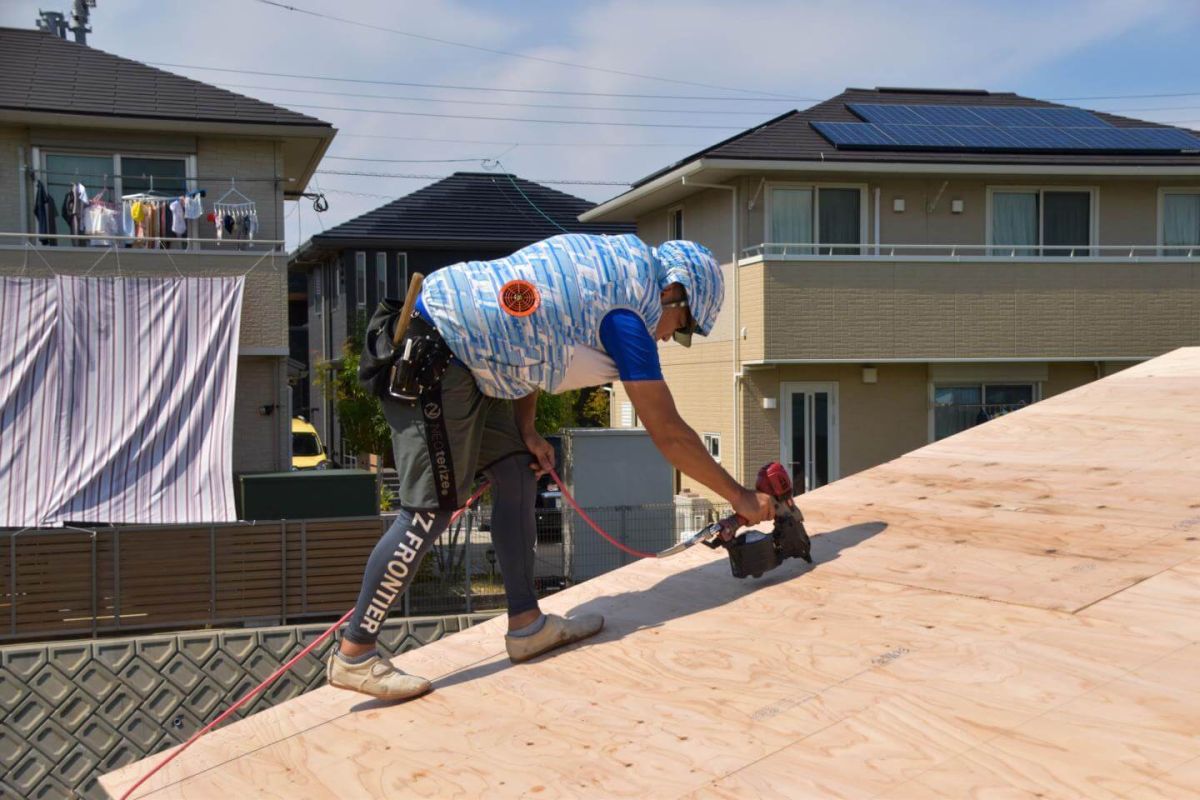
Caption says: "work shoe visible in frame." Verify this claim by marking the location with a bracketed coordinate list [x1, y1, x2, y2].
[326, 650, 432, 701]
[506, 613, 605, 663]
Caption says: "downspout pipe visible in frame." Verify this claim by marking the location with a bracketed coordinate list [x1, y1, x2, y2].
[680, 176, 742, 484]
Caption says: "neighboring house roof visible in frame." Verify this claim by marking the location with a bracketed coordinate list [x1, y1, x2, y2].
[305, 172, 635, 251]
[637, 88, 1200, 186]
[0, 27, 328, 127]
[583, 87, 1200, 222]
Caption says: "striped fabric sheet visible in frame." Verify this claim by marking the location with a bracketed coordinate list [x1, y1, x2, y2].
[0, 276, 244, 527]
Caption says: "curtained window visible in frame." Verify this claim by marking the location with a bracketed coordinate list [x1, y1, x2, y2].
[991, 189, 1091, 256]
[1163, 193, 1200, 255]
[769, 186, 862, 255]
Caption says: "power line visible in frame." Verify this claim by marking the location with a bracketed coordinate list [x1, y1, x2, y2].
[333, 132, 705, 148]
[322, 156, 495, 164]
[278, 102, 748, 129]
[251, 0, 792, 98]
[214, 82, 786, 116]
[314, 169, 631, 187]
[1049, 91, 1200, 102]
[148, 61, 810, 102]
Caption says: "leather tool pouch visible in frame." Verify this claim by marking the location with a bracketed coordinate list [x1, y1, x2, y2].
[359, 303, 453, 406]
[386, 316, 453, 405]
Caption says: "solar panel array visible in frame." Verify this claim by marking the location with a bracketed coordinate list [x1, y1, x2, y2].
[809, 104, 1200, 153]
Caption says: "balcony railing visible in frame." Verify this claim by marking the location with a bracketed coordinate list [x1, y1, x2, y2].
[742, 242, 1200, 261]
[0, 230, 283, 253]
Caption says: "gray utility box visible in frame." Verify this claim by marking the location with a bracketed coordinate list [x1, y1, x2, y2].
[555, 428, 674, 581]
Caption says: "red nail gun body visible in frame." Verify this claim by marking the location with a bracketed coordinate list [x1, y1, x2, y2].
[659, 462, 813, 578]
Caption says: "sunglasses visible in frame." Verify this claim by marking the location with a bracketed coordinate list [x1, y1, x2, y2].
[662, 298, 698, 347]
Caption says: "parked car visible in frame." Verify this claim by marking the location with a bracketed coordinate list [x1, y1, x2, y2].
[291, 417, 330, 470]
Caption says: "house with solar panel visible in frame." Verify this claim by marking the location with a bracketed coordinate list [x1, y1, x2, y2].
[288, 171, 633, 465]
[582, 87, 1200, 499]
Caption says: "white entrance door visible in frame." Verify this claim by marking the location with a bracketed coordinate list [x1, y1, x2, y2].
[780, 382, 839, 494]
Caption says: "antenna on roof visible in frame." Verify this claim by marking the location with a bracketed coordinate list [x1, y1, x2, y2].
[36, 1, 95, 45]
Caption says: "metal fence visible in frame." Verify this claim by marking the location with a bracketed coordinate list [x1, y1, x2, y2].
[0, 501, 728, 643]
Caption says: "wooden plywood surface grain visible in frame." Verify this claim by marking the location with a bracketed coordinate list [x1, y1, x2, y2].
[102, 348, 1200, 799]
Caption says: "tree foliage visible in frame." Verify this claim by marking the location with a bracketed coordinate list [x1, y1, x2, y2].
[315, 314, 392, 466]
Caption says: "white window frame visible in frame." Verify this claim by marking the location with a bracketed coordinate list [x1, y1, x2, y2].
[1156, 187, 1200, 255]
[375, 252, 388, 303]
[702, 433, 721, 462]
[763, 182, 869, 254]
[778, 381, 840, 493]
[355, 252, 367, 310]
[668, 205, 684, 239]
[927, 381, 1042, 442]
[985, 185, 1099, 256]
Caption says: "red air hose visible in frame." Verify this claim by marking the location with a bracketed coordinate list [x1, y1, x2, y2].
[120, 472, 654, 799]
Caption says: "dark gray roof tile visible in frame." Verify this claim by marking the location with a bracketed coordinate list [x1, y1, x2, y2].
[0, 26, 330, 128]
[312, 172, 634, 247]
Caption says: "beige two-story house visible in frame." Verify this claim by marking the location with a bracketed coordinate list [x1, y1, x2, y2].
[0, 26, 335, 474]
[583, 87, 1200, 498]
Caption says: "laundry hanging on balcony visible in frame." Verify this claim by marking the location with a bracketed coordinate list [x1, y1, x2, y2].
[0, 276, 245, 527]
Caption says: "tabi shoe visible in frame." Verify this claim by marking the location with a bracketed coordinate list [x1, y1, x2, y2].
[326, 650, 432, 701]
[505, 613, 605, 663]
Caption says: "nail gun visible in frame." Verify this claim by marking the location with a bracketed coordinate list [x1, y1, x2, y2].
[658, 461, 813, 578]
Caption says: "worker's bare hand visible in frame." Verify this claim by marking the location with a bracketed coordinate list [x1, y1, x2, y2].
[523, 431, 555, 477]
[731, 490, 775, 531]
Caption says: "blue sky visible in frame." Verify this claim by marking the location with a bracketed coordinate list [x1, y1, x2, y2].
[4, 0, 1199, 248]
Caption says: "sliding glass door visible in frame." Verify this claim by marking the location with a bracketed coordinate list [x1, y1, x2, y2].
[769, 186, 863, 255]
[990, 188, 1093, 256]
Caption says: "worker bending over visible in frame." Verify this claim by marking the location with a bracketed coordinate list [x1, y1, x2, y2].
[328, 233, 773, 700]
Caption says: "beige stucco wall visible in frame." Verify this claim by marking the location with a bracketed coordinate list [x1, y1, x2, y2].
[642, 174, 1200, 255]
[233, 356, 289, 473]
[753, 258, 1200, 362]
[0, 124, 25, 233]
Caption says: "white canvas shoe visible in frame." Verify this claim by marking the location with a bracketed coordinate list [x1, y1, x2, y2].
[326, 650, 432, 701]
[505, 613, 605, 663]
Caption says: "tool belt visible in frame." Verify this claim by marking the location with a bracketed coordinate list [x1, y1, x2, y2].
[359, 303, 453, 406]
[386, 314, 454, 405]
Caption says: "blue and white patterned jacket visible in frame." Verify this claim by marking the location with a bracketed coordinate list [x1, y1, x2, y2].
[421, 233, 689, 399]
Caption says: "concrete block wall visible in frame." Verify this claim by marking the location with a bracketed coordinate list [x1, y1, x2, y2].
[233, 357, 288, 474]
[0, 613, 495, 800]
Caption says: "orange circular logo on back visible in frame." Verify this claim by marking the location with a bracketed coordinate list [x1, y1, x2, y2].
[499, 279, 540, 317]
